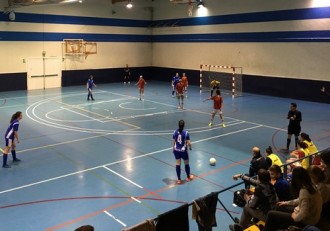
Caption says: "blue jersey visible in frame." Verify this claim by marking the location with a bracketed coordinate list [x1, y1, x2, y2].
[172, 76, 180, 86]
[5, 119, 19, 140]
[173, 129, 190, 152]
[87, 79, 94, 89]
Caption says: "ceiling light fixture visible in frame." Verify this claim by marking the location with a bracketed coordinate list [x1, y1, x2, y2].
[197, 1, 204, 8]
[126, 0, 133, 8]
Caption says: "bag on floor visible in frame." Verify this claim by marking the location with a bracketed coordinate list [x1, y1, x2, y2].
[233, 189, 246, 207]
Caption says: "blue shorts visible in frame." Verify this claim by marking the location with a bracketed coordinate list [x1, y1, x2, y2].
[173, 150, 189, 160]
[5, 138, 13, 148]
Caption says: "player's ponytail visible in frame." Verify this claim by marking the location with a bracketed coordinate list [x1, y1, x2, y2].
[10, 111, 22, 123]
[178, 120, 185, 134]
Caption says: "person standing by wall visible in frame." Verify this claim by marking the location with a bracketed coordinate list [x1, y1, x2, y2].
[2, 111, 23, 168]
[87, 75, 96, 101]
[124, 64, 131, 85]
[172, 120, 193, 184]
[286, 103, 302, 151]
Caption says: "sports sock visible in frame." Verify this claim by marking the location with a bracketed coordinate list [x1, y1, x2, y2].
[185, 164, 190, 178]
[12, 150, 17, 160]
[286, 138, 291, 149]
[3, 154, 8, 166]
[176, 165, 181, 180]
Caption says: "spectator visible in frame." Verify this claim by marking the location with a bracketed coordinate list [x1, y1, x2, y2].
[229, 169, 278, 231]
[249, 147, 269, 178]
[265, 146, 283, 172]
[286, 141, 309, 173]
[319, 149, 330, 184]
[308, 165, 330, 204]
[263, 167, 322, 231]
[269, 164, 291, 201]
[233, 147, 269, 189]
[300, 133, 320, 165]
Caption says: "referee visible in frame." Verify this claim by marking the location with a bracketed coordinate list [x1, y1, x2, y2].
[286, 102, 302, 151]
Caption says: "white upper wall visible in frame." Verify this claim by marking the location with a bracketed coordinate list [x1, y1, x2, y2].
[0, 0, 330, 81]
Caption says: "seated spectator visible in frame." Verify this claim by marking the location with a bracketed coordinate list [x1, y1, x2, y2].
[233, 147, 269, 189]
[300, 133, 320, 165]
[249, 147, 269, 177]
[320, 149, 330, 184]
[265, 146, 283, 172]
[308, 165, 330, 204]
[286, 141, 309, 173]
[229, 169, 278, 231]
[269, 164, 291, 201]
[263, 167, 322, 231]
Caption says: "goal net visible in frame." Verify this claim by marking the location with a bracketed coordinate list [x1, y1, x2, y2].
[199, 64, 243, 97]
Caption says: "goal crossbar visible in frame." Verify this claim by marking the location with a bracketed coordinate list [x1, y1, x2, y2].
[199, 64, 243, 98]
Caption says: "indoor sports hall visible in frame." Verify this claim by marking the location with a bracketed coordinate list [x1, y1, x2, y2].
[0, 83, 329, 231]
[0, 0, 330, 231]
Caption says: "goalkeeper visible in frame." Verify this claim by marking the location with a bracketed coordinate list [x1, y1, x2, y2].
[210, 79, 220, 97]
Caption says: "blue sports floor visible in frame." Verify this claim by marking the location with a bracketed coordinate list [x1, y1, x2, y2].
[0, 81, 329, 231]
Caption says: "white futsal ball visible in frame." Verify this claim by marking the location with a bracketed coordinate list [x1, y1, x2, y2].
[209, 157, 216, 166]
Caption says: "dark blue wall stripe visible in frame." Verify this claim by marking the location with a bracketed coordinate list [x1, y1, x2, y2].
[152, 7, 330, 27]
[152, 30, 330, 42]
[0, 12, 150, 27]
[1, 7, 330, 27]
[0, 31, 152, 42]
[1, 30, 329, 42]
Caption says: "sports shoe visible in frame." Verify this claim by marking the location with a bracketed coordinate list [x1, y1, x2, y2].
[208, 122, 212, 127]
[186, 175, 194, 182]
[222, 123, 226, 128]
[2, 164, 11, 168]
[177, 180, 182, 184]
[13, 158, 21, 162]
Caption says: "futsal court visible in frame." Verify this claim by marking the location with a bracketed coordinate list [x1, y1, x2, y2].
[0, 81, 329, 231]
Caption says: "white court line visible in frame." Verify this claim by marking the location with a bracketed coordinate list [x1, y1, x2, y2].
[103, 166, 143, 189]
[103, 210, 127, 227]
[119, 102, 156, 110]
[0, 125, 262, 195]
[60, 106, 104, 123]
[130, 197, 142, 203]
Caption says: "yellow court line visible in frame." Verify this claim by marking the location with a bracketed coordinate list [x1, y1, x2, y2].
[55, 100, 140, 130]
[0, 147, 4, 153]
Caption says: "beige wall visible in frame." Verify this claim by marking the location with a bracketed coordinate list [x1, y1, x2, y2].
[0, 0, 330, 81]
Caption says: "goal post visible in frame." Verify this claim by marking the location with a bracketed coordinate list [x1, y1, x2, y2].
[199, 64, 243, 98]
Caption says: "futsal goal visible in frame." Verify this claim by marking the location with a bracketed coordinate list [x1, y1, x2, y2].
[199, 64, 243, 97]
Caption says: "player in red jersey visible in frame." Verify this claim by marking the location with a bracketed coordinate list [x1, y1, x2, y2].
[136, 75, 146, 101]
[181, 73, 188, 98]
[176, 79, 185, 109]
[205, 89, 225, 127]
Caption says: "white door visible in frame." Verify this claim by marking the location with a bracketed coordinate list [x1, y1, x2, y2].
[27, 57, 62, 90]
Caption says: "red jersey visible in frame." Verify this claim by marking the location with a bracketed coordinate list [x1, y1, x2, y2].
[211, 95, 223, 109]
[138, 78, 146, 89]
[176, 82, 184, 94]
[181, 76, 188, 87]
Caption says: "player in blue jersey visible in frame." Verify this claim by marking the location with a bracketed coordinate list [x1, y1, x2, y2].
[2, 111, 23, 168]
[87, 75, 96, 101]
[172, 120, 193, 184]
[171, 73, 180, 96]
